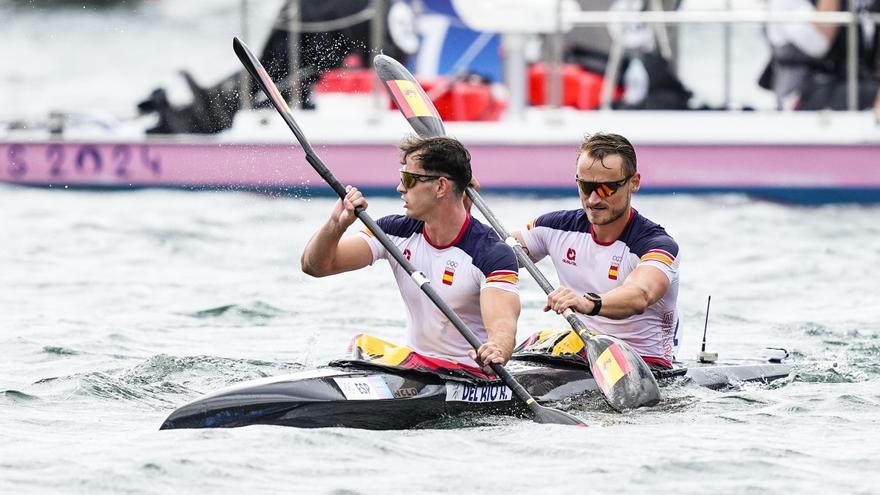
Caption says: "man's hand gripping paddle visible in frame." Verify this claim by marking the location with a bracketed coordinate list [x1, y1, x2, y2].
[232, 38, 586, 427]
[374, 54, 661, 412]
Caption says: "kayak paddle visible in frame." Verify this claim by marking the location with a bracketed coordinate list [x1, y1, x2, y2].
[232, 37, 586, 427]
[373, 54, 661, 411]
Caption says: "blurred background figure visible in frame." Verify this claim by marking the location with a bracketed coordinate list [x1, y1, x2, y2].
[761, 0, 880, 111]
[601, 0, 693, 110]
[458, 0, 694, 112]
[137, 0, 409, 134]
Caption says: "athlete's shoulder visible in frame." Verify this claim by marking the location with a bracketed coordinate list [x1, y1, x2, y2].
[458, 218, 517, 274]
[530, 209, 588, 233]
[376, 214, 423, 238]
[621, 209, 679, 258]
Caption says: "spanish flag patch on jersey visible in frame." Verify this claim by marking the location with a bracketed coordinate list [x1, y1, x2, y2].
[608, 260, 620, 280]
[442, 268, 455, 285]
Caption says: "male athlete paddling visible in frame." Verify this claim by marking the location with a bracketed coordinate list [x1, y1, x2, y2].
[513, 133, 681, 369]
[302, 135, 521, 373]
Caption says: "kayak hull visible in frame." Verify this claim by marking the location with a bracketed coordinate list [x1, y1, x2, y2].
[160, 359, 791, 430]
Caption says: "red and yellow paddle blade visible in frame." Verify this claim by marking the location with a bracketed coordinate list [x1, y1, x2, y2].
[586, 334, 661, 411]
[373, 54, 446, 138]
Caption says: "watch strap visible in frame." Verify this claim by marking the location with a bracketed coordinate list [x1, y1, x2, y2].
[583, 292, 602, 316]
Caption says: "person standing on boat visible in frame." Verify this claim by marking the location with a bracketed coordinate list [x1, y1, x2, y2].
[512, 132, 680, 369]
[301, 136, 521, 373]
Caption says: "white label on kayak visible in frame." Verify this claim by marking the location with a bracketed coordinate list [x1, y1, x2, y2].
[445, 382, 512, 403]
[333, 376, 394, 400]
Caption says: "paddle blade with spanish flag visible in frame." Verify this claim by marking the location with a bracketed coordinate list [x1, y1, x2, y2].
[374, 54, 446, 139]
[586, 333, 661, 410]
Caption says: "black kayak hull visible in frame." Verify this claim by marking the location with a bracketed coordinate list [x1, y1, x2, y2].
[160, 359, 792, 430]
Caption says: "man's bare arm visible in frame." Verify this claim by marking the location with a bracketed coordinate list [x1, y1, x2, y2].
[469, 288, 521, 373]
[511, 230, 538, 263]
[545, 265, 670, 319]
[301, 186, 374, 277]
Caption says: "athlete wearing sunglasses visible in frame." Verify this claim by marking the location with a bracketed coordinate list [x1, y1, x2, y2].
[575, 174, 633, 199]
[398, 169, 450, 189]
[512, 133, 681, 369]
[301, 135, 520, 374]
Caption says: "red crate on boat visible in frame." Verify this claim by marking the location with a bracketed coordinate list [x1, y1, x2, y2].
[315, 68, 376, 94]
[528, 63, 618, 110]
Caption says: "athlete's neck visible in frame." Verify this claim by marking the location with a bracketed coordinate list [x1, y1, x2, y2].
[423, 202, 468, 247]
[591, 207, 634, 244]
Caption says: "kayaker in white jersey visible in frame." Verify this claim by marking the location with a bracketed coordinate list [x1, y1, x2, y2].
[301, 135, 521, 373]
[513, 132, 681, 368]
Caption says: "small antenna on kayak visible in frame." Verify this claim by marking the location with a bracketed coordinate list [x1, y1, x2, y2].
[697, 295, 718, 363]
[701, 295, 711, 352]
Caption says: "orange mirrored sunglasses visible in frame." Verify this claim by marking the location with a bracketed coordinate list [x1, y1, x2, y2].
[575, 175, 632, 198]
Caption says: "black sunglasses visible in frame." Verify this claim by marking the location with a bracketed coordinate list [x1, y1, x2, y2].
[399, 169, 449, 189]
[575, 174, 633, 198]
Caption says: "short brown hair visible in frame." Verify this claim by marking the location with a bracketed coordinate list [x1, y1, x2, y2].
[399, 135, 472, 195]
[577, 133, 637, 177]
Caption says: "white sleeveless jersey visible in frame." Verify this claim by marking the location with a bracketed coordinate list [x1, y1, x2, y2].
[521, 208, 681, 362]
[358, 215, 519, 365]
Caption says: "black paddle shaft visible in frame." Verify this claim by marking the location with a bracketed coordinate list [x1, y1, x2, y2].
[234, 37, 483, 353]
[465, 189, 593, 338]
[372, 53, 661, 412]
[374, 54, 590, 336]
[231, 37, 584, 424]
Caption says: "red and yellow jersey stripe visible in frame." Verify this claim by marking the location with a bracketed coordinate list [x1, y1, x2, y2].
[485, 270, 518, 285]
[640, 249, 675, 267]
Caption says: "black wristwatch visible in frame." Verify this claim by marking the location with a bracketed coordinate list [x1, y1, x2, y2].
[583, 292, 602, 316]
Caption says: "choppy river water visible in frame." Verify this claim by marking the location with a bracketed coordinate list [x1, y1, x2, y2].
[2, 189, 879, 494]
[2, 0, 879, 492]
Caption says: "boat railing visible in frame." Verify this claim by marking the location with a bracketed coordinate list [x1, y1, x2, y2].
[547, 5, 880, 113]
[234, 1, 878, 116]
